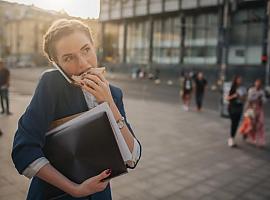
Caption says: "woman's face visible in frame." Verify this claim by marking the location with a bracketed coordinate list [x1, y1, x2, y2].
[55, 31, 97, 76]
[236, 77, 242, 85]
[255, 79, 261, 88]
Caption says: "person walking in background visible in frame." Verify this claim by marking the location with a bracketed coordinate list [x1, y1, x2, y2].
[241, 79, 267, 147]
[194, 72, 207, 111]
[227, 75, 246, 147]
[0, 59, 11, 115]
[238, 101, 255, 141]
[181, 73, 193, 111]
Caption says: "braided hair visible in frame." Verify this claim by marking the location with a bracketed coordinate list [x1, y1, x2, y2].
[43, 19, 94, 62]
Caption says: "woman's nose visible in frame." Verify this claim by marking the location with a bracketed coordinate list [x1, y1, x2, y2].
[77, 54, 88, 70]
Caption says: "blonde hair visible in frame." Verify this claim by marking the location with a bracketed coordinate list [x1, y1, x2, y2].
[43, 19, 94, 62]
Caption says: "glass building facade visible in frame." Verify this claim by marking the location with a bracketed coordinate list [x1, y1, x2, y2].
[228, 8, 265, 64]
[126, 21, 150, 64]
[184, 13, 218, 64]
[100, 0, 268, 83]
[152, 16, 181, 64]
[103, 22, 124, 63]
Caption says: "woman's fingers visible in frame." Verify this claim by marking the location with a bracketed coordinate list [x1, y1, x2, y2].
[78, 74, 113, 104]
[82, 79, 99, 89]
[76, 169, 111, 197]
[90, 72, 107, 84]
[82, 75, 109, 95]
[80, 79, 107, 103]
[96, 169, 111, 182]
[83, 74, 105, 87]
[81, 83, 97, 96]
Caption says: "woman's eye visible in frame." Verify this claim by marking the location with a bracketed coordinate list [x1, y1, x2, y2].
[83, 47, 91, 54]
[64, 56, 73, 62]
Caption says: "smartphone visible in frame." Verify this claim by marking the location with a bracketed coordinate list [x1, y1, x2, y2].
[52, 62, 73, 83]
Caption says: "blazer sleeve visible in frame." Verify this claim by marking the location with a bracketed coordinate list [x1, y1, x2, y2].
[11, 72, 58, 174]
[116, 88, 142, 169]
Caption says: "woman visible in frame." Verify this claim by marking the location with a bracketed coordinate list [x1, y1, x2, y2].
[245, 79, 267, 147]
[11, 19, 141, 200]
[194, 72, 207, 111]
[227, 75, 246, 147]
[181, 73, 193, 111]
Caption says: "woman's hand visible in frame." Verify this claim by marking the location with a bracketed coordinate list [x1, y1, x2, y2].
[36, 164, 111, 199]
[78, 72, 114, 105]
[72, 169, 111, 198]
[227, 93, 238, 101]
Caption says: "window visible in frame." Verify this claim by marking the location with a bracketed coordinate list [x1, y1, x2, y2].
[135, 0, 147, 16]
[100, 0, 110, 20]
[126, 21, 150, 64]
[122, 0, 133, 17]
[184, 13, 218, 64]
[181, 0, 197, 9]
[110, 0, 121, 19]
[164, 0, 179, 12]
[149, 0, 162, 14]
[228, 8, 264, 64]
[153, 16, 181, 64]
[103, 23, 124, 63]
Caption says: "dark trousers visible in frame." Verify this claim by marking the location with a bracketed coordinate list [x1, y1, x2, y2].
[229, 109, 242, 138]
[195, 92, 204, 110]
[0, 88, 10, 114]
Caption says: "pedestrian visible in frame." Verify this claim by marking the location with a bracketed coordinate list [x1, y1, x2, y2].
[240, 79, 267, 147]
[131, 67, 138, 79]
[181, 73, 193, 111]
[11, 19, 141, 200]
[238, 101, 255, 140]
[138, 68, 145, 79]
[154, 68, 160, 80]
[194, 72, 207, 111]
[226, 75, 246, 147]
[0, 59, 11, 115]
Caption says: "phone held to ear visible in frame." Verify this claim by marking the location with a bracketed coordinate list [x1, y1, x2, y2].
[52, 62, 73, 83]
[52, 62, 106, 86]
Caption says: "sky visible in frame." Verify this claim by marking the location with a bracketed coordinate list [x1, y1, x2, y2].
[4, 0, 100, 19]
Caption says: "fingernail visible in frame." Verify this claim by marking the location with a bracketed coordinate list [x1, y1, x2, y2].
[106, 169, 111, 174]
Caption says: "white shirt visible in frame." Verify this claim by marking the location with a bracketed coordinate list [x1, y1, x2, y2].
[23, 90, 141, 179]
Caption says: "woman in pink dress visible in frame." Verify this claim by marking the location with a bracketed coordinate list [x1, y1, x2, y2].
[246, 79, 267, 147]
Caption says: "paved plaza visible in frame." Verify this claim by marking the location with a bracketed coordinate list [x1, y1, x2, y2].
[0, 70, 269, 200]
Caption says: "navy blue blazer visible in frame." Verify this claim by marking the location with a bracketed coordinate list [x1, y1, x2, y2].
[11, 69, 140, 200]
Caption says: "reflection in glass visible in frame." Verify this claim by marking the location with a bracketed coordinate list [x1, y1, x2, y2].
[228, 8, 264, 64]
[153, 16, 181, 64]
[184, 13, 218, 64]
[103, 23, 124, 63]
[126, 21, 150, 64]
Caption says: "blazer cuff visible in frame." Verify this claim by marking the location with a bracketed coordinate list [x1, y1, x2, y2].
[22, 157, 50, 179]
[126, 138, 141, 168]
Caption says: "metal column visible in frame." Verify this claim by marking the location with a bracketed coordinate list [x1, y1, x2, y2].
[266, 0, 270, 86]
[149, 16, 154, 65]
[123, 20, 128, 63]
[220, 0, 230, 83]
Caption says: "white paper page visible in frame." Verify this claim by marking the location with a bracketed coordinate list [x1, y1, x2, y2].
[46, 102, 132, 162]
[102, 103, 133, 162]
